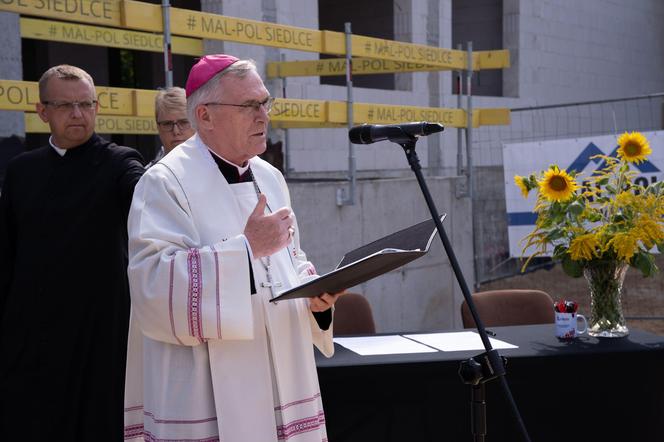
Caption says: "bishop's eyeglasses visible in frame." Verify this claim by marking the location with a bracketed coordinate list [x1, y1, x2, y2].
[157, 119, 192, 132]
[203, 96, 275, 114]
[41, 100, 98, 112]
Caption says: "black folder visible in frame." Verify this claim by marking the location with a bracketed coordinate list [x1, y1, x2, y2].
[270, 215, 445, 302]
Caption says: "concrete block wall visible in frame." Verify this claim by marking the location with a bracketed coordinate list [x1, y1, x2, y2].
[290, 176, 473, 332]
[514, 0, 664, 102]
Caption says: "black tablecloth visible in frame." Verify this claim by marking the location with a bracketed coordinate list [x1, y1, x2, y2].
[316, 324, 664, 442]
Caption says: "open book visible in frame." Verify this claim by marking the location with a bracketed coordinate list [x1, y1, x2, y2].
[269, 215, 445, 302]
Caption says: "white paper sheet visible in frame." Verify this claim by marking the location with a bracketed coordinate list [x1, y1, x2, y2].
[334, 335, 439, 356]
[403, 331, 518, 352]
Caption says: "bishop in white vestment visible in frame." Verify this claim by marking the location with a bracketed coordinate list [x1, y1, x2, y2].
[124, 55, 341, 442]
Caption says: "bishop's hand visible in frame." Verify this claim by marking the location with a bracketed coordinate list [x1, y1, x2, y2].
[310, 290, 346, 312]
[244, 194, 294, 259]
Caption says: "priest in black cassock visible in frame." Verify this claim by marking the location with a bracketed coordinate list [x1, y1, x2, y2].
[0, 65, 145, 440]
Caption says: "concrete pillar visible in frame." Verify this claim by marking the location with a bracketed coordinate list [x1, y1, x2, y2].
[427, 0, 442, 175]
[503, 0, 520, 98]
[0, 12, 24, 138]
[200, 0, 226, 55]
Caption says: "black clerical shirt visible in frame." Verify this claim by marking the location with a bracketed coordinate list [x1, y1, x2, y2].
[0, 133, 145, 440]
[209, 152, 332, 330]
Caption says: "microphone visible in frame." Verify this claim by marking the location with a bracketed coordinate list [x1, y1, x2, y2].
[348, 122, 444, 144]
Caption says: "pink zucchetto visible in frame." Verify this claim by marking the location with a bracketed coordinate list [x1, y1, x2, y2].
[185, 54, 239, 97]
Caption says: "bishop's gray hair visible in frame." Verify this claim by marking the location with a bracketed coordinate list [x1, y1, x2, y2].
[186, 59, 257, 130]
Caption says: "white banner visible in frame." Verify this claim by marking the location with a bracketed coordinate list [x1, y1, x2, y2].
[503, 131, 664, 257]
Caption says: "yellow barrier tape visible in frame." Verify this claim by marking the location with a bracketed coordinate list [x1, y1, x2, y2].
[473, 50, 510, 70]
[270, 122, 347, 129]
[3, 81, 509, 130]
[353, 103, 466, 127]
[120, 0, 161, 31]
[2, 1, 509, 72]
[0, 80, 152, 116]
[267, 58, 436, 78]
[25, 112, 158, 134]
[472, 108, 511, 127]
[121, 1, 509, 70]
[170, 8, 322, 52]
[0, 0, 122, 27]
[20, 17, 202, 56]
[352, 35, 466, 69]
[270, 98, 327, 123]
[122, 1, 323, 53]
[0, 80, 40, 111]
[268, 51, 511, 78]
[133, 89, 158, 117]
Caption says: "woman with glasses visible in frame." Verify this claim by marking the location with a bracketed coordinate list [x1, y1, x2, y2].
[149, 87, 195, 168]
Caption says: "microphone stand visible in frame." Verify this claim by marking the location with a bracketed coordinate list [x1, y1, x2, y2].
[396, 135, 531, 442]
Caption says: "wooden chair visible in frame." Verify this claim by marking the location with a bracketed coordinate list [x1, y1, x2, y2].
[460, 289, 554, 328]
[333, 293, 376, 335]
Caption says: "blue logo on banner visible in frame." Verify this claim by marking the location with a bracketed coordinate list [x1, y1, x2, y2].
[568, 142, 660, 175]
[508, 141, 660, 226]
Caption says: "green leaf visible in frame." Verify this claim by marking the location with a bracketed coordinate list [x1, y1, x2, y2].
[562, 256, 584, 278]
[553, 244, 566, 257]
[587, 213, 602, 222]
[568, 201, 584, 216]
[553, 246, 569, 261]
[631, 252, 658, 277]
[612, 213, 626, 223]
[545, 229, 564, 241]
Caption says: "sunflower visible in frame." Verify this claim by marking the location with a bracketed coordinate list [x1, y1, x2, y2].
[568, 233, 600, 261]
[617, 131, 652, 164]
[537, 166, 578, 202]
[514, 175, 530, 198]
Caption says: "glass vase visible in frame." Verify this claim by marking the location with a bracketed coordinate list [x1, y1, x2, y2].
[583, 260, 629, 337]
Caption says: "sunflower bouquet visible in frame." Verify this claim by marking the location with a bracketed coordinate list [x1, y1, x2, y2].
[515, 131, 664, 278]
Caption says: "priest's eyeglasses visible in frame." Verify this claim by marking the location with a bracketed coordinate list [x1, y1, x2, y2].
[204, 96, 275, 114]
[157, 119, 192, 132]
[41, 100, 98, 112]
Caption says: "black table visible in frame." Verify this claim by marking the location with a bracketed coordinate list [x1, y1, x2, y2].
[316, 324, 664, 442]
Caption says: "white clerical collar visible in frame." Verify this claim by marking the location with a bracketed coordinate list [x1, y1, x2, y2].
[207, 149, 250, 175]
[49, 136, 67, 157]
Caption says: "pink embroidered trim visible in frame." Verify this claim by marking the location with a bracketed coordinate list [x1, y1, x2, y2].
[307, 263, 316, 276]
[124, 423, 144, 439]
[169, 259, 184, 345]
[211, 244, 222, 339]
[274, 393, 322, 411]
[144, 411, 218, 424]
[142, 431, 219, 442]
[276, 410, 325, 440]
[187, 248, 204, 343]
